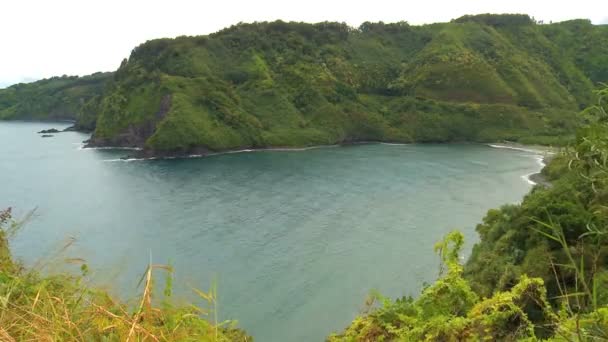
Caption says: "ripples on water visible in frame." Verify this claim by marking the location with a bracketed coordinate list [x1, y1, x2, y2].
[0, 122, 542, 341]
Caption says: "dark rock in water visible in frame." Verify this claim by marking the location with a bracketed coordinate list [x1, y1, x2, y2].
[38, 128, 60, 134]
[62, 125, 93, 133]
[41, 134, 54, 138]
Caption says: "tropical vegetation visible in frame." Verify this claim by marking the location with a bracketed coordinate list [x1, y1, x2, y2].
[2, 85, 608, 341]
[88, 15, 607, 153]
[329, 84, 608, 341]
[2, 15, 607, 154]
[1, 13, 608, 341]
[0, 73, 111, 130]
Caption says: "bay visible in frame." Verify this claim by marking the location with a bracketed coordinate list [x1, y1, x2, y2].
[0, 121, 541, 341]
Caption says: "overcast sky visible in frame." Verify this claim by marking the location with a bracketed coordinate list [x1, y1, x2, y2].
[1, 0, 606, 88]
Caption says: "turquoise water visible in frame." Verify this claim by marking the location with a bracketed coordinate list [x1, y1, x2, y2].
[1, 121, 541, 341]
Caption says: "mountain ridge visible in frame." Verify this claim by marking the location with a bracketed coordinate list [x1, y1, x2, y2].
[1, 14, 607, 154]
[0, 72, 112, 130]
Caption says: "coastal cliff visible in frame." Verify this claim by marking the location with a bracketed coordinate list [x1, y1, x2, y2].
[2, 15, 607, 156]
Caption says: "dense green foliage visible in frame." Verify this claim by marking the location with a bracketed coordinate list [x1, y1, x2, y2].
[2, 14, 608, 340]
[0, 208, 250, 341]
[329, 232, 561, 341]
[1, 15, 605, 151]
[0, 73, 111, 129]
[465, 86, 608, 305]
[329, 85, 608, 341]
[86, 15, 607, 153]
[330, 231, 608, 341]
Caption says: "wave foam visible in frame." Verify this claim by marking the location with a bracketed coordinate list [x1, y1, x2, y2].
[380, 142, 410, 146]
[103, 157, 153, 162]
[521, 173, 537, 185]
[81, 145, 143, 151]
[487, 143, 554, 155]
[212, 145, 340, 156]
[488, 144, 550, 186]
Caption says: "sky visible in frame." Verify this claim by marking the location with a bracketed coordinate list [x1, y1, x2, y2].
[1, 0, 606, 88]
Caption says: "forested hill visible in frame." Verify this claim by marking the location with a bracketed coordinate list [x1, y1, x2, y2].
[87, 14, 607, 154]
[4, 14, 608, 153]
[328, 84, 608, 342]
[0, 72, 112, 129]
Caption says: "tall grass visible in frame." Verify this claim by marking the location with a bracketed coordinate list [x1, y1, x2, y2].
[531, 215, 608, 341]
[0, 208, 250, 341]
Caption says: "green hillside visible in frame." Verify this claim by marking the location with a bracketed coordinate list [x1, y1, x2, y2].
[328, 84, 608, 341]
[85, 14, 606, 154]
[1, 15, 606, 153]
[3, 86, 608, 341]
[0, 72, 112, 130]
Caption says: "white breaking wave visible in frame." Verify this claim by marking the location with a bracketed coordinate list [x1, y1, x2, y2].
[487, 143, 555, 155]
[534, 154, 546, 168]
[210, 145, 340, 156]
[488, 145, 548, 186]
[521, 155, 548, 185]
[95, 142, 410, 160]
[101, 144, 343, 162]
[380, 142, 410, 146]
[104, 159, 134, 162]
[521, 173, 537, 185]
[83, 146, 143, 151]
[103, 157, 155, 162]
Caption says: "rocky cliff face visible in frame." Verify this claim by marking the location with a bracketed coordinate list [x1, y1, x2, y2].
[87, 94, 171, 148]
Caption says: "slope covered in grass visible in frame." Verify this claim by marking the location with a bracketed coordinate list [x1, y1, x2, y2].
[0, 73, 112, 129]
[1, 15, 605, 151]
[84, 14, 607, 154]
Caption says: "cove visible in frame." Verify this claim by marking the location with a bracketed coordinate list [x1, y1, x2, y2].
[1, 121, 542, 341]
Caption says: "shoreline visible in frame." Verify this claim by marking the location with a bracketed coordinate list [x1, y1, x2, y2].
[97, 144, 344, 162]
[486, 142, 556, 187]
[89, 140, 558, 187]
[89, 140, 559, 161]
[486, 142, 559, 155]
[82, 139, 415, 161]
[92, 141, 484, 162]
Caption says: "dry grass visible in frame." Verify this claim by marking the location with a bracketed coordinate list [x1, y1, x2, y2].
[0, 208, 251, 341]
